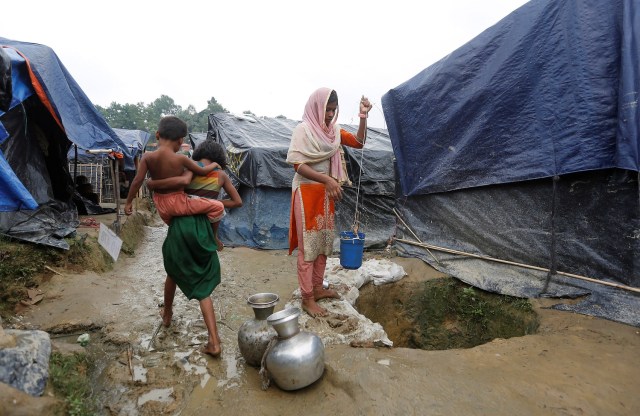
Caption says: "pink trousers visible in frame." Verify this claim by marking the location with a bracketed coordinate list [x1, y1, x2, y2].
[153, 191, 225, 225]
[293, 189, 326, 299]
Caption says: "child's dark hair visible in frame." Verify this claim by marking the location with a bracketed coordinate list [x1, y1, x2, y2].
[75, 175, 89, 185]
[192, 140, 227, 170]
[158, 116, 188, 141]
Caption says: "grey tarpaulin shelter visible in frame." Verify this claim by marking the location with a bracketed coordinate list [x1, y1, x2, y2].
[382, 0, 639, 326]
[190, 113, 396, 250]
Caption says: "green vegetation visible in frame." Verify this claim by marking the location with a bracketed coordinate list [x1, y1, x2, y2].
[49, 352, 96, 416]
[96, 95, 227, 134]
[410, 278, 539, 350]
[357, 276, 539, 351]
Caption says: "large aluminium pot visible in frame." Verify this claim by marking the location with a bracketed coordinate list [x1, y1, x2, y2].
[264, 307, 325, 390]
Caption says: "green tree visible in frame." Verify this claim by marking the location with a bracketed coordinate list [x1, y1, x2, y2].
[189, 97, 228, 132]
[177, 104, 198, 132]
[98, 95, 228, 133]
[147, 95, 182, 122]
[97, 102, 148, 130]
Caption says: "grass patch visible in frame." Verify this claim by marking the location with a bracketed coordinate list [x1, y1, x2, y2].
[357, 276, 539, 350]
[409, 278, 539, 350]
[49, 352, 96, 416]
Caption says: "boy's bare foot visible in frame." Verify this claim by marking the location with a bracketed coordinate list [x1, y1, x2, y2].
[201, 342, 222, 357]
[313, 287, 341, 301]
[160, 307, 173, 327]
[216, 237, 224, 252]
[302, 298, 328, 317]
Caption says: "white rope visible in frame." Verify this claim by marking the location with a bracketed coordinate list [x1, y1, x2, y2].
[352, 116, 367, 234]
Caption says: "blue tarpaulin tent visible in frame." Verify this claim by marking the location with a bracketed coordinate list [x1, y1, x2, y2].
[0, 37, 131, 248]
[384, 0, 638, 196]
[113, 128, 150, 167]
[382, 0, 639, 326]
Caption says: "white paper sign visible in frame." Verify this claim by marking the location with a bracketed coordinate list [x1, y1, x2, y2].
[98, 222, 123, 261]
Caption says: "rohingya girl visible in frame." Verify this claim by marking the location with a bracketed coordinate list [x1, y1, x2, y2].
[286, 87, 372, 317]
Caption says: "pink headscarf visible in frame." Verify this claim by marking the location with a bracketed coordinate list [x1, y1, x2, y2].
[286, 87, 347, 183]
[302, 87, 338, 144]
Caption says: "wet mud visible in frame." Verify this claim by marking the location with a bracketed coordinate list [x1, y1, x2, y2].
[10, 220, 640, 415]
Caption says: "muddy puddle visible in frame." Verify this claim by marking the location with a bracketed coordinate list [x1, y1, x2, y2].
[87, 225, 248, 415]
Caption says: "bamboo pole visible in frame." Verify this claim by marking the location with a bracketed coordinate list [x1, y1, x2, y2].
[127, 346, 134, 381]
[392, 208, 439, 263]
[395, 237, 640, 294]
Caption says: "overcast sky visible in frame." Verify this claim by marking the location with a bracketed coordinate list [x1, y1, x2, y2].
[4, 0, 529, 129]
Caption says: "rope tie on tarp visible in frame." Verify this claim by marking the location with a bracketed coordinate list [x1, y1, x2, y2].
[541, 175, 560, 295]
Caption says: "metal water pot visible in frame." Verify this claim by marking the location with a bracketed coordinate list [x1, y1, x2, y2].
[237, 293, 279, 367]
[265, 307, 325, 390]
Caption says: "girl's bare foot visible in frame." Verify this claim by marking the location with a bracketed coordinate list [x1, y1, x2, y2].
[313, 287, 340, 301]
[160, 307, 173, 327]
[302, 298, 328, 317]
[201, 342, 222, 357]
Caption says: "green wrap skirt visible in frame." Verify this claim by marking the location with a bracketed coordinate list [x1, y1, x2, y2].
[162, 215, 220, 300]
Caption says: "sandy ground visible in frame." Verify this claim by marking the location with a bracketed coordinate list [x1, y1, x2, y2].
[4, 214, 640, 416]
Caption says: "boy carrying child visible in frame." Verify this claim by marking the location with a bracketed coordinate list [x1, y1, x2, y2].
[147, 139, 243, 250]
[124, 116, 226, 357]
[124, 116, 224, 224]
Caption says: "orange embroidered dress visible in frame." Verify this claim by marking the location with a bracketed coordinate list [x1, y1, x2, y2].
[287, 126, 363, 261]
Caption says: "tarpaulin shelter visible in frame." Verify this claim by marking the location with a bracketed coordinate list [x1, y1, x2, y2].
[192, 113, 396, 250]
[382, 0, 640, 326]
[67, 128, 150, 209]
[67, 128, 149, 170]
[0, 37, 131, 248]
[113, 128, 149, 168]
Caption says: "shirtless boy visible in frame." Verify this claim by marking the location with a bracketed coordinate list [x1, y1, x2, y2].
[124, 116, 224, 223]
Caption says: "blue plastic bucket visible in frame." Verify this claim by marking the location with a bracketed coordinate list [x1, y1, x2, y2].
[340, 231, 365, 270]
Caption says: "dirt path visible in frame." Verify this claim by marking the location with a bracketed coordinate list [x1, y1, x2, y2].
[13, 218, 640, 415]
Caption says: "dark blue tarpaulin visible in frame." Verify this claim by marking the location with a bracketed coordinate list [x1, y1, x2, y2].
[0, 38, 132, 213]
[0, 38, 131, 162]
[383, 0, 640, 197]
[0, 38, 131, 247]
[382, 0, 639, 326]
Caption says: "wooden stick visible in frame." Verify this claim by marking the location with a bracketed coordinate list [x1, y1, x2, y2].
[127, 346, 134, 380]
[393, 208, 439, 263]
[44, 265, 63, 276]
[395, 237, 640, 294]
[148, 322, 162, 351]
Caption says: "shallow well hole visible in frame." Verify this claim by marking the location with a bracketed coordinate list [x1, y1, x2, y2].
[356, 276, 539, 350]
